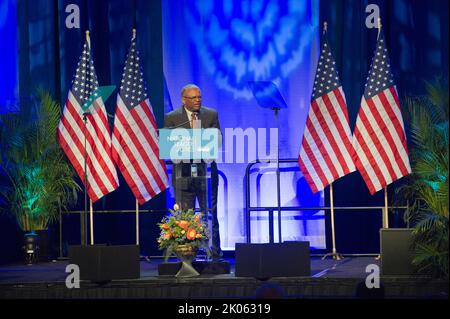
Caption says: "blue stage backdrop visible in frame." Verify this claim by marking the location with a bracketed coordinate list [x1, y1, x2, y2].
[162, 0, 325, 250]
[0, 0, 18, 114]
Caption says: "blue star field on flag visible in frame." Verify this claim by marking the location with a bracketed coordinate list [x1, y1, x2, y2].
[364, 32, 395, 99]
[119, 38, 147, 109]
[72, 41, 99, 108]
[312, 34, 341, 100]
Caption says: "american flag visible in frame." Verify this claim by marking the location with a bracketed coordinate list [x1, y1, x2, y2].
[352, 31, 411, 195]
[57, 38, 119, 202]
[112, 34, 169, 204]
[298, 32, 356, 193]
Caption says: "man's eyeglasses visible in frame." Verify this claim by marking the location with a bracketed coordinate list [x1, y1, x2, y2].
[183, 95, 202, 100]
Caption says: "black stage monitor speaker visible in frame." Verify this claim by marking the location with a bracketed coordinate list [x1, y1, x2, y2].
[235, 242, 310, 278]
[69, 245, 140, 282]
[380, 228, 414, 275]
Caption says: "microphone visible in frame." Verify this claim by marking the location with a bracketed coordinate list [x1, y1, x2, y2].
[164, 119, 192, 129]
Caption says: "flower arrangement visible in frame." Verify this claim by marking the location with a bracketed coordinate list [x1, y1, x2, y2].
[158, 204, 210, 260]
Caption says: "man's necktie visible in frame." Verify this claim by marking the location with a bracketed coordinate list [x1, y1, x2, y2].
[191, 112, 198, 128]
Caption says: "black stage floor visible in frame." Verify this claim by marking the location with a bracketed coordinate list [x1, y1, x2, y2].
[0, 257, 447, 299]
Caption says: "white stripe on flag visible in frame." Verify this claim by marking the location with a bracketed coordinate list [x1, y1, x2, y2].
[361, 97, 403, 179]
[111, 134, 150, 199]
[68, 94, 118, 192]
[114, 106, 162, 193]
[303, 125, 335, 184]
[355, 104, 392, 185]
[58, 121, 104, 200]
[352, 133, 383, 192]
[307, 107, 344, 177]
[117, 97, 168, 184]
[327, 89, 356, 171]
[299, 146, 324, 190]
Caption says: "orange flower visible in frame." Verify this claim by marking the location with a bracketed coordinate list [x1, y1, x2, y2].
[163, 233, 172, 240]
[160, 223, 169, 230]
[196, 234, 202, 239]
[186, 229, 197, 240]
[194, 215, 201, 222]
[178, 220, 190, 231]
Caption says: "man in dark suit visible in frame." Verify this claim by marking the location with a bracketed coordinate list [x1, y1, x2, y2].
[164, 84, 223, 261]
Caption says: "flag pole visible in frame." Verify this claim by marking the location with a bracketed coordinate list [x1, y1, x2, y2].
[81, 30, 91, 246]
[81, 111, 88, 246]
[377, 17, 382, 37]
[132, 28, 139, 247]
[322, 182, 343, 260]
[136, 199, 139, 245]
[378, 17, 387, 260]
[378, 17, 390, 229]
[83, 30, 94, 245]
[89, 199, 94, 245]
[375, 185, 389, 261]
[384, 186, 389, 228]
[321, 21, 342, 261]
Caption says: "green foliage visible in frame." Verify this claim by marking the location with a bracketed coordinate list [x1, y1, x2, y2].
[398, 79, 449, 278]
[157, 208, 210, 260]
[0, 90, 80, 231]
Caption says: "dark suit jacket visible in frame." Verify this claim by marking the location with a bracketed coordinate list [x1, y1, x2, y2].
[164, 106, 221, 190]
[164, 106, 220, 130]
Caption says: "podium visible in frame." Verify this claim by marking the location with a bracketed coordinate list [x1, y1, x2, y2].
[159, 127, 229, 275]
[159, 127, 219, 213]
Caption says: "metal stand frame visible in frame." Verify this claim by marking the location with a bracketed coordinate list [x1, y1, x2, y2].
[272, 106, 282, 243]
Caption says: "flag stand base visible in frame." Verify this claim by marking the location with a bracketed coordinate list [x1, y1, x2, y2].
[322, 252, 344, 260]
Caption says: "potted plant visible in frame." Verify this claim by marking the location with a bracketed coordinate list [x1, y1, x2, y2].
[397, 79, 448, 278]
[0, 90, 80, 264]
[157, 204, 210, 277]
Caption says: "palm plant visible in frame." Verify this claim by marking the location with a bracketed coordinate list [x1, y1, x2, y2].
[398, 79, 449, 278]
[0, 90, 80, 232]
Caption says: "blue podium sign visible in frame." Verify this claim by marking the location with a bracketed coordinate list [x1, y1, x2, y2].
[159, 128, 219, 160]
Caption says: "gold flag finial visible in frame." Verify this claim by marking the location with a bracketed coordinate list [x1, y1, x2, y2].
[377, 17, 382, 37]
[85, 30, 91, 47]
